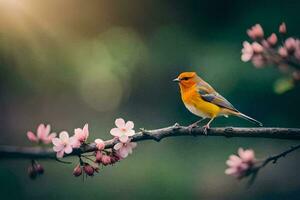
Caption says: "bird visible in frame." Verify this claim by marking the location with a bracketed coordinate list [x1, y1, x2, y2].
[173, 72, 262, 133]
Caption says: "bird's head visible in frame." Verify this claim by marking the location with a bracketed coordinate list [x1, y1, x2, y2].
[173, 72, 198, 88]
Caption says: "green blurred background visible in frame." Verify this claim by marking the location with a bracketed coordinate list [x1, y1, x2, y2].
[1, 0, 300, 199]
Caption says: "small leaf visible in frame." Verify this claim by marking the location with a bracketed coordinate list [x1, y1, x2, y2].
[273, 77, 294, 94]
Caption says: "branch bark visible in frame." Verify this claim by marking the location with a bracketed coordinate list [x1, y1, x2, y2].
[1, 124, 300, 159]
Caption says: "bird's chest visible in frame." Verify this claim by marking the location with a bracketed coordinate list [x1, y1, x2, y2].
[184, 103, 210, 118]
[181, 89, 219, 118]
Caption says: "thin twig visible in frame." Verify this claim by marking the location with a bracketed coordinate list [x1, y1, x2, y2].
[247, 144, 300, 186]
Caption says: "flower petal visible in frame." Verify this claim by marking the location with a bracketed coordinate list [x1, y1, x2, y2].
[52, 138, 62, 146]
[59, 131, 69, 140]
[115, 118, 125, 129]
[95, 139, 105, 150]
[119, 135, 129, 143]
[37, 124, 46, 139]
[53, 144, 64, 152]
[113, 142, 123, 150]
[74, 128, 82, 136]
[125, 121, 134, 130]
[126, 129, 135, 137]
[110, 128, 121, 137]
[118, 147, 129, 158]
[56, 150, 65, 158]
[48, 133, 57, 140]
[225, 167, 237, 175]
[27, 131, 38, 142]
[69, 136, 81, 148]
[45, 124, 51, 136]
[83, 123, 89, 139]
[64, 145, 73, 154]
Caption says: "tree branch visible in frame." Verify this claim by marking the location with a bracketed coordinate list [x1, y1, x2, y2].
[1, 124, 300, 159]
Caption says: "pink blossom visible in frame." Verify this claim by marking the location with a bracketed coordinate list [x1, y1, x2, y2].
[83, 164, 95, 176]
[247, 24, 264, 40]
[27, 124, 56, 144]
[113, 140, 137, 158]
[279, 22, 286, 34]
[71, 124, 89, 148]
[241, 41, 253, 62]
[225, 148, 256, 179]
[285, 37, 297, 52]
[267, 33, 277, 46]
[278, 47, 288, 58]
[252, 42, 264, 53]
[95, 138, 105, 150]
[52, 131, 75, 158]
[73, 164, 82, 177]
[101, 155, 112, 165]
[238, 148, 255, 163]
[110, 118, 135, 143]
[95, 151, 103, 163]
[251, 54, 266, 68]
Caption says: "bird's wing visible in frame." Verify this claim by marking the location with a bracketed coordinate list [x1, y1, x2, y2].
[197, 83, 238, 112]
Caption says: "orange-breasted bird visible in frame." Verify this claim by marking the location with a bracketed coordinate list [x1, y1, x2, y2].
[173, 72, 262, 133]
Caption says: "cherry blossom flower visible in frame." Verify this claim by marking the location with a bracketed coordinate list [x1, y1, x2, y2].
[252, 42, 264, 53]
[241, 41, 253, 62]
[114, 140, 137, 158]
[71, 124, 89, 148]
[27, 124, 56, 144]
[278, 47, 288, 58]
[279, 22, 286, 34]
[225, 148, 256, 179]
[247, 24, 264, 40]
[238, 148, 255, 163]
[95, 139, 105, 150]
[110, 118, 135, 143]
[52, 131, 75, 158]
[284, 37, 297, 52]
[251, 54, 266, 68]
[267, 33, 277, 46]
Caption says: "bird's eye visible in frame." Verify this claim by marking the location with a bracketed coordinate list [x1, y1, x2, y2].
[181, 77, 190, 81]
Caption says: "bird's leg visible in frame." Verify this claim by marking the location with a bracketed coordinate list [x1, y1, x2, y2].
[202, 118, 215, 135]
[188, 118, 206, 133]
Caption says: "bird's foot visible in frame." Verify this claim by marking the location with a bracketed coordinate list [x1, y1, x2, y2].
[187, 123, 198, 134]
[202, 125, 210, 135]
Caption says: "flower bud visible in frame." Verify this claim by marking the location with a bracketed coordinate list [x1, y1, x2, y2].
[278, 47, 288, 58]
[247, 24, 264, 40]
[95, 151, 103, 163]
[73, 164, 82, 177]
[279, 22, 286, 34]
[95, 139, 105, 150]
[267, 33, 277, 46]
[35, 164, 44, 174]
[101, 155, 112, 166]
[285, 38, 297, 52]
[83, 164, 94, 176]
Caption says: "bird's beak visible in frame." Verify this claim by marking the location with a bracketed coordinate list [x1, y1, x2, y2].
[173, 78, 180, 82]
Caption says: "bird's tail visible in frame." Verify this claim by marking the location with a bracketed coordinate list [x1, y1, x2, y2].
[237, 112, 263, 126]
